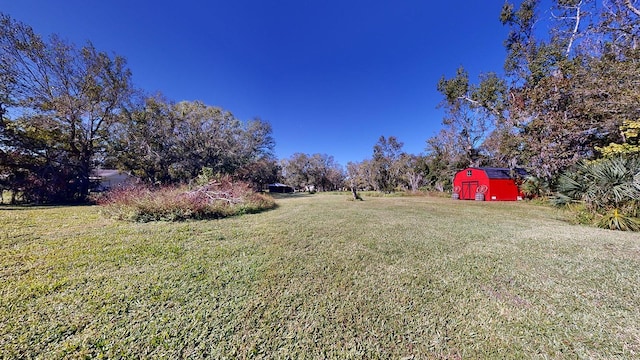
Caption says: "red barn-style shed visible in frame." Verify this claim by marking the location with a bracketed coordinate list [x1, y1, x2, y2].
[452, 167, 526, 201]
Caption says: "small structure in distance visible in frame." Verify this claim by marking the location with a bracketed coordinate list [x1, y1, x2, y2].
[90, 169, 134, 192]
[452, 167, 527, 201]
[268, 183, 294, 193]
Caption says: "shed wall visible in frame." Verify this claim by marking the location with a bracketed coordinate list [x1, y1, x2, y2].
[453, 168, 523, 201]
[453, 168, 489, 200]
[487, 179, 520, 201]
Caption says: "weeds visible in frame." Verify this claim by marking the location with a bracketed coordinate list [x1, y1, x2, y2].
[96, 178, 275, 222]
[597, 208, 640, 231]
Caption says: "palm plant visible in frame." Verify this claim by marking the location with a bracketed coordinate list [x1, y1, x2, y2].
[521, 175, 552, 199]
[555, 155, 640, 230]
[598, 208, 640, 232]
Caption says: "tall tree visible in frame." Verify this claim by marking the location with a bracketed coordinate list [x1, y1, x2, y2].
[109, 97, 275, 185]
[235, 157, 280, 191]
[371, 136, 404, 192]
[280, 153, 344, 191]
[0, 13, 132, 202]
[436, 67, 507, 168]
[107, 94, 178, 183]
[424, 0, 640, 190]
[280, 153, 311, 190]
[499, 0, 640, 179]
[398, 154, 430, 192]
[346, 160, 375, 191]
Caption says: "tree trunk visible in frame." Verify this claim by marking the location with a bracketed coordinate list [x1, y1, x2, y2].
[352, 186, 363, 201]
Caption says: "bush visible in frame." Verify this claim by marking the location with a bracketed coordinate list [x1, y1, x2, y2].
[555, 154, 640, 231]
[597, 209, 640, 231]
[97, 178, 275, 222]
[521, 176, 551, 199]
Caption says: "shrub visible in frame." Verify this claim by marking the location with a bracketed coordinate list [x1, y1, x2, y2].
[597, 209, 640, 232]
[521, 176, 551, 199]
[555, 154, 640, 231]
[565, 203, 597, 226]
[557, 155, 640, 212]
[97, 178, 275, 222]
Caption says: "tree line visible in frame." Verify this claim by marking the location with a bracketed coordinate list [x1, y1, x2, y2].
[0, 14, 278, 203]
[278, 138, 432, 194]
[425, 0, 640, 187]
[2, 1, 639, 213]
[0, 12, 429, 201]
[420, 0, 640, 229]
[318, 1, 639, 198]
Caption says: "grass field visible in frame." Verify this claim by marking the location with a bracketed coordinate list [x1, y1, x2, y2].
[1, 193, 639, 359]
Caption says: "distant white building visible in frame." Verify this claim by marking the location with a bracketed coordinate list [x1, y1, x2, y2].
[90, 169, 134, 191]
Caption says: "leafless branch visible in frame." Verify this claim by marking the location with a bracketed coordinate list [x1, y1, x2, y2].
[458, 95, 503, 118]
[625, 0, 640, 17]
[551, 0, 584, 56]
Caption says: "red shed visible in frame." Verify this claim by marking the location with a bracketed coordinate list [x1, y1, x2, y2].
[452, 167, 526, 201]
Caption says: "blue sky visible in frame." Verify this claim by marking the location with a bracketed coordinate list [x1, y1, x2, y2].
[3, 1, 512, 166]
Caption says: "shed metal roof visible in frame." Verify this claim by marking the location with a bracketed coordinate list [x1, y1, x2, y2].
[473, 167, 527, 179]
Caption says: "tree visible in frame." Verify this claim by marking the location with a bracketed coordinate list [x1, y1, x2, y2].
[346, 160, 375, 191]
[280, 153, 344, 191]
[497, 0, 640, 180]
[422, 0, 640, 192]
[424, 129, 463, 192]
[599, 0, 640, 56]
[371, 136, 404, 192]
[307, 153, 344, 191]
[398, 154, 429, 192]
[107, 94, 178, 184]
[0, 14, 132, 202]
[280, 153, 311, 190]
[433, 66, 508, 176]
[109, 97, 275, 185]
[236, 157, 280, 191]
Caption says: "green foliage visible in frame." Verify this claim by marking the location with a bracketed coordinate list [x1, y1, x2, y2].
[1, 14, 277, 203]
[597, 208, 640, 231]
[280, 153, 344, 191]
[558, 156, 640, 211]
[520, 175, 551, 199]
[108, 97, 276, 186]
[555, 154, 640, 230]
[434, 66, 505, 171]
[0, 13, 132, 203]
[371, 135, 405, 192]
[430, 0, 640, 184]
[235, 157, 280, 191]
[346, 160, 374, 191]
[437, 66, 470, 108]
[194, 167, 215, 186]
[560, 202, 597, 225]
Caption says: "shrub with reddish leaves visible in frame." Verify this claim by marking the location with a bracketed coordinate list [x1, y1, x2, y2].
[97, 179, 275, 222]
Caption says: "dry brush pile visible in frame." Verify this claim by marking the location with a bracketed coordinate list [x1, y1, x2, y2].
[97, 177, 275, 222]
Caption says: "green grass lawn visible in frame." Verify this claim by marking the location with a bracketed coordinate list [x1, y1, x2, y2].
[1, 194, 639, 359]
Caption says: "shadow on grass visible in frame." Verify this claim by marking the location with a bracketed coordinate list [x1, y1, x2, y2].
[0, 203, 92, 211]
[238, 202, 280, 216]
[99, 200, 280, 223]
[268, 192, 316, 200]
